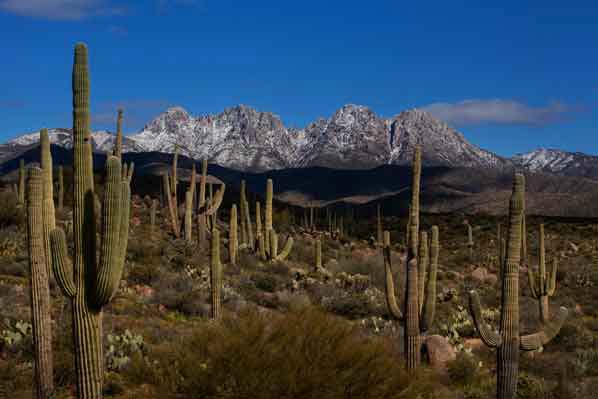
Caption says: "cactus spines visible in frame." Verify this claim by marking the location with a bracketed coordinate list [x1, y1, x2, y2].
[210, 226, 222, 320]
[229, 204, 238, 265]
[18, 158, 25, 206]
[113, 109, 123, 159]
[184, 190, 193, 242]
[528, 224, 558, 324]
[49, 43, 132, 399]
[468, 174, 567, 399]
[57, 165, 64, 211]
[377, 204, 383, 246]
[26, 168, 54, 398]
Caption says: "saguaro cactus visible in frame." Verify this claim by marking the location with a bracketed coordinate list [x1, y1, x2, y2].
[383, 146, 438, 372]
[262, 179, 293, 261]
[315, 239, 322, 270]
[198, 159, 208, 247]
[184, 190, 193, 242]
[377, 204, 383, 246]
[40, 129, 56, 275]
[26, 168, 54, 398]
[210, 226, 222, 320]
[528, 224, 558, 325]
[150, 198, 157, 232]
[229, 204, 238, 265]
[467, 223, 474, 260]
[57, 165, 64, 211]
[49, 43, 132, 399]
[113, 109, 123, 159]
[468, 174, 568, 399]
[18, 158, 25, 206]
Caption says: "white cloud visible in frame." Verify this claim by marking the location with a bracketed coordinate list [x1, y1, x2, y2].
[421, 99, 580, 126]
[0, 0, 125, 20]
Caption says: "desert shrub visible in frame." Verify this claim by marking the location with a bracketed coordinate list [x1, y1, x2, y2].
[516, 373, 547, 399]
[447, 352, 480, 386]
[571, 348, 598, 377]
[0, 190, 24, 228]
[126, 262, 162, 286]
[251, 272, 284, 293]
[552, 319, 595, 351]
[324, 292, 380, 319]
[125, 308, 430, 398]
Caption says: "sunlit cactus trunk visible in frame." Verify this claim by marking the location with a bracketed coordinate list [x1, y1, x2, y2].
[197, 159, 208, 248]
[377, 204, 383, 246]
[469, 174, 568, 399]
[26, 168, 54, 398]
[315, 239, 322, 270]
[49, 43, 132, 399]
[467, 223, 474, 260]
[113, 109, 123, 159]
[40, 129, 56, 277]
[265, 179, 273, 256]
[239, 180, 248, 246]
[184, 190, 193, 242]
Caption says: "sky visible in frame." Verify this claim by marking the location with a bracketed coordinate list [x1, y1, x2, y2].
[1, 0, 597, 157]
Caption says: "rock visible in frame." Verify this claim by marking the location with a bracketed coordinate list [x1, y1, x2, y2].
[463, 338, 484, 351]
[471, 267, 488, 283]
[485, 273, 498, 285]
[424, 335, 456, 370]
[575, 304, 584, 316]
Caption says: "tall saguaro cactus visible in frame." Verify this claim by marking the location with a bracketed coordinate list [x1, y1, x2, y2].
[40, 129, 56, 275]
[229, 204, 238, 265]
[26, 168, 54, 398]
[315, 239, 322, 270]
[377, 204, 383, 246]
[57, 165, 64, 211]
[113, 109, 123, 159]
[383, 146, 438, 372]
[210, 226, 222, 320]
[49, 43, 132, 399]
[528, 224, 558, 325]
[467, 223, 474, 260]
[198, 159, 208, 248]
[18, 158, 25, 206]
[262, 179, 293, 261]
[468, 174, 567, 399]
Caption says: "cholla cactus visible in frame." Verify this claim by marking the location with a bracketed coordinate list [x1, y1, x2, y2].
[468, 174, 568, 399]
[383, 146, 439, 372]
[49, 43, 132, 399]
[26, 168, 54, 398]
[528, 224, 559, 325]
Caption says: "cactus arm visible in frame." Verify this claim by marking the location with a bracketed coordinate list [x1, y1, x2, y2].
[421, 226, 439, 332]
[527, 268, 539, 299]
[468, 290, 502, 348]
[417, 231, 428, 315]
[275, 236, 293, 261]
[200, 184, 225, 216]
[92, 157, 126, 307]
[547, 258, 558, 296]
[126, 162, 134, 184]
[383, 244, 403, 320]
[50, 229, 77, 298]
[520, 307, 568, 351]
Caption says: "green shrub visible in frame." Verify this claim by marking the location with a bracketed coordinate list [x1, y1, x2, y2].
[252, 272, 282, 293]
[447, 352, 479, 386]
[0, 190, 24, 228]
[125, 308, 419, 398]
[516, 373, 547, 399]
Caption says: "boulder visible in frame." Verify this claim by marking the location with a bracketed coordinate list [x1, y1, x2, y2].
[424, 335, 456, 370]
[471, 267, 488, 283]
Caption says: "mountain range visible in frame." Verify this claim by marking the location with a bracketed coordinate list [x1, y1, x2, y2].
[3, 104, 596, 179]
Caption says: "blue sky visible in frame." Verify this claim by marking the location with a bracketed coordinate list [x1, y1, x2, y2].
[1, 0, 597, 156]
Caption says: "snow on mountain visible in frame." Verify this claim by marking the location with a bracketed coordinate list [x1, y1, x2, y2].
[512, 148, 598, 179]
[6, 104, 596, 178]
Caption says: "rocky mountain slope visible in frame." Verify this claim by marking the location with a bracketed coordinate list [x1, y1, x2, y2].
[512, 148, 598, 179]
[1, 104, 510, 172]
